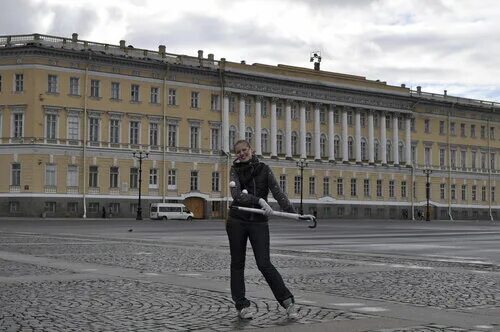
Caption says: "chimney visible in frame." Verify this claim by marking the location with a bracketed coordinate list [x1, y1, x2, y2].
[444, 90, 447, 97]
[241, 60, 246, 64]
[401, 83, 406, 88]
[198, 50, 203, 59]
[119, 40, 126, 49]
[314, 62, 320, 71]
[72, 33, 78, 42]
[158, 45, 166, 58]
[416, 86, 422, 94]
[208, 53, 214, 61]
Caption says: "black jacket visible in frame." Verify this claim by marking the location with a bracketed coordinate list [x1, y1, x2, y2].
[229, 155, 296, 222]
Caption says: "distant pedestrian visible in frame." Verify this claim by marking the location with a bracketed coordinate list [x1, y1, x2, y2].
[227, 139, 298, 320]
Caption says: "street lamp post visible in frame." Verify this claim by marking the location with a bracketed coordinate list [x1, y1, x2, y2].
[423, 168, 432, 221]
[133, 150, 149, 220]
[296, 158, 308, 215]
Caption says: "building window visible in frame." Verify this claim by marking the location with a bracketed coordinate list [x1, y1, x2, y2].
[111, 82, 120, 99]
[348, 137, 354, 159]
[89, 166, 98, 187]
[277, 131, 284, 154]
[88, 202, 100, 213]
[337, 178, 344, 196]
[376, 179, 382, 197]
[46, 114, 57, 140]
[439, 120, 445, 135]
[229, 127, 236, 149]
[68, 114, 79, 141]
[389, 180, 395, 198]
[424, 119, 430, 133]
[309, 176, 315, 195]
[291, 104, 298, 119]
[482, 186, 487, 201]
[471, 124, 476, 138]
[245, 128, 253, 146]
[471, 151, 477, 169]
[44, 202, 56, 213]
[149, 168, 158, 188]
[451, 149, 456, 168]
[261, 129, 269, 154]
[361, 138, 367, 161]
[291, 132, 298, 155]
[129, 121, 140, 145]
[190, 171, 199, 191]
[334, 136, 340, 159]
[15, 73, 23, 92]
[208, 127, 219, 151]
[461, 185, 467, 201]
[129, 167, 138, 189]
[440, 183, 445, 200]
[11, 163, 21, 186]
[45, 164, 56, 187]
[245, 98, 252, 116]
[190, 126, 200, 149]
[67, 165, 78, 187]
[211, 94, 220, 111]
[229, 95, 236, 113]
[424, 147, 431, 167]
[168, 88, 177, 105]
[320, 134, 327, 158]
[481, 125, 486, 139]
[68, 77, 79, 95]
[191, 91, 200, 108]
[149, 122, 158, 147]
[48, 74, 58, 93]
[13, 113, 24, 138]
[451, 184, 456, 200]
[364, 179, 370, 197]
[89, 117, 99, 142]
[460, 123, 466, 137]
[168, 169, 176, 188]
[492, 187, 495, 202]
[90, 79, 100, 97]
[279, 175, 287, 193]
[461, 150, 467, 169]
[110, 166, 119, 188]
[150, 87, 159, 104]
[110, 119, 120, 144]
[490, 127, 495, 139]
[131, 84, 140, 102]
[306, 133, 312, 156]
[491, 153, 496, 170]
[212, 172, 220, 192]
[323, 177, 330, 196]
[168, 124, 177, 147]
[350, 178, 357, 196]
[401, 181, 407, 198]
[450, 122, 456, 136]
[472, 185, 477, 201]
[294, 176, 301, 194]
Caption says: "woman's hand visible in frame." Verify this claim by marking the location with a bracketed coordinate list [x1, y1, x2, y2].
[258, 198, 273, 216]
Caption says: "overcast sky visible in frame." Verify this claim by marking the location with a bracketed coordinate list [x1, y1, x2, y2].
[2, 0, 500, 102]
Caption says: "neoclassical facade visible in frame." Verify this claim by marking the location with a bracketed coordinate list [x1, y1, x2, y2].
[0, 33, 498, 219]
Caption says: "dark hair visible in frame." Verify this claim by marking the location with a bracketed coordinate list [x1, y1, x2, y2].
[233, 139, 252, 152]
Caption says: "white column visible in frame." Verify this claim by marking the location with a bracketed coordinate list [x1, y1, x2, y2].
[300, 103, 306, 159]
[393, 113, 399, 165]
[255, 96, 262, 156]
[270, 98, 277, 158]
[405, 115, 412, 166]
[285, 100, 292, 159]
[222, 93, 230, 153]
[328, 105, 335, 162]
[380, 112, 387, 165]
[355, 109, 361, 163]
[239, 94, 246, 140]
[342, 108, 348, 163]
[314, 103, 321, 161]
[368, 110, 374, 164]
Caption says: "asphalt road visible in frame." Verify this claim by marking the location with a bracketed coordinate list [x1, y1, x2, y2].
[0, 218, 499, 331]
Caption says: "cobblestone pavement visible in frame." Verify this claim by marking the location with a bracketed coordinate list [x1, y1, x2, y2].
[0, 220, 499, 332]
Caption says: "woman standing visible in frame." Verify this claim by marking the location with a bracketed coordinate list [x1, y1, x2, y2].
[227, 139, 298, 319]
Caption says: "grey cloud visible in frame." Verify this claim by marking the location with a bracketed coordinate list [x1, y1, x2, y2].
[0, 0, 43, 34]
[45, 5, 100, 37]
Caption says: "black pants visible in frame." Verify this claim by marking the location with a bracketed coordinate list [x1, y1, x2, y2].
[226, 218, 293, 310]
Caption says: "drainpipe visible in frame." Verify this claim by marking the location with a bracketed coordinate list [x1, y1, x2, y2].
[82, 56, 89, 218]
[447, 106, 453, 221]
[488, 117, 494, 221]
[162, 63, 169, 203]
[411, 165, 415, 220]
[219, 58, 230, 220]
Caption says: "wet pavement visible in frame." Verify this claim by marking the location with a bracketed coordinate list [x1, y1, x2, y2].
[0, 218, 499, 331]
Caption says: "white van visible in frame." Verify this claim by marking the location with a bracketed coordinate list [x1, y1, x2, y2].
[150, 203, 194, 220]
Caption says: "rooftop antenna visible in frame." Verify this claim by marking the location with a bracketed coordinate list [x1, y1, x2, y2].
[310, 51, 321, 71]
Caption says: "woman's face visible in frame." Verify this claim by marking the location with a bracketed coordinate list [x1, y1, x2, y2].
[234, 143, 253, 162]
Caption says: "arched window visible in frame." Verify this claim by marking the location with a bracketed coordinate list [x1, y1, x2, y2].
[386, 140, 392, 162]
[277, 130, 284, 154]
[361, 137, 367, 161]
[245, 127, 253, 146]
[291, 131, 298, 155]
[374, 139, 380, 161]
[306, 133, 312, 156]
[399, 141, 405, 163]
[348, 136, 354, 160]
[320, 134, 327, 158]
[229, 126, 237, 150]
[261, 129, 269, 154]
[334, 135, 341, 159]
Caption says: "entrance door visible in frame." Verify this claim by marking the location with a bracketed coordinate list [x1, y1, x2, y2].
[184, 197, 205, 219]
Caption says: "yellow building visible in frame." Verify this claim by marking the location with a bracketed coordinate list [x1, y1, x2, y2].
[0, 33, 498, 220]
